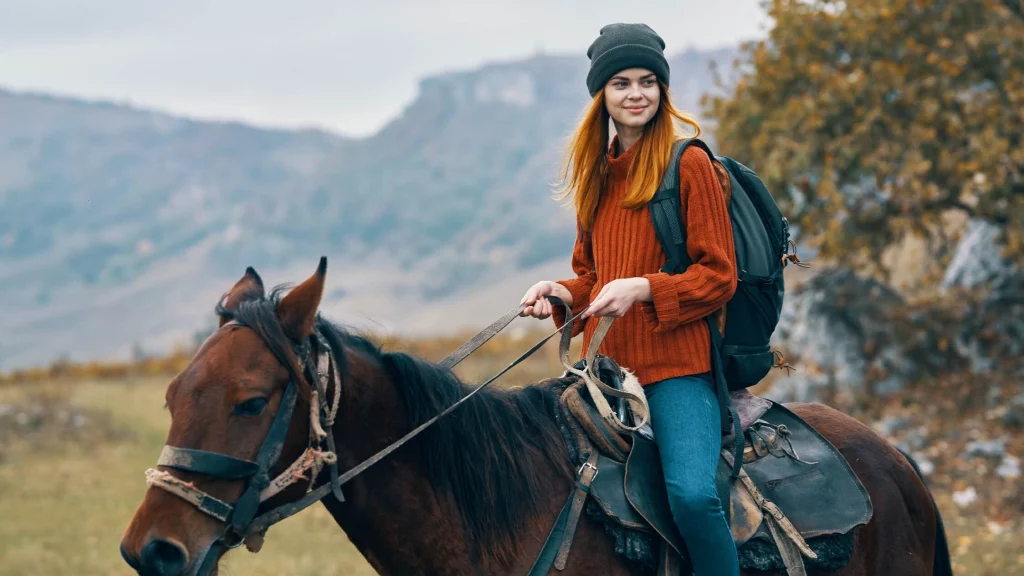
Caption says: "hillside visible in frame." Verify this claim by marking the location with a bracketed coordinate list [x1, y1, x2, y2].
[0, 48, 737, 369]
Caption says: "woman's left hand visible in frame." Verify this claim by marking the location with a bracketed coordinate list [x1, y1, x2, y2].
[583, 278, 652, 318]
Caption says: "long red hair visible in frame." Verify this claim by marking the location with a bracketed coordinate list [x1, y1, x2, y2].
[556, 83, 701, 231]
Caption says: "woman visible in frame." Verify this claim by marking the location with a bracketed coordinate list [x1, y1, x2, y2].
[520, 23, 740, 576]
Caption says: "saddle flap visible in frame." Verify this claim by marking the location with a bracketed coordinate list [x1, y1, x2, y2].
[622, 435, 688, 557]
[588, 454, 650, 531]
[569, 398, 869, 574]
[596, 435, 764, 555]
[741, 403, 874, 539]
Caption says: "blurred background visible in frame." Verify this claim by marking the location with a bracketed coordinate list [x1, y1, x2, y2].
[0, 0, 1020, 574]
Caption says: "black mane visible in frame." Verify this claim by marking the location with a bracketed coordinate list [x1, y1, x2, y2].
[217, 289, 572, 565]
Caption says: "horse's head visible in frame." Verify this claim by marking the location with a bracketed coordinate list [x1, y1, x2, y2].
[120, 259, 328, 576]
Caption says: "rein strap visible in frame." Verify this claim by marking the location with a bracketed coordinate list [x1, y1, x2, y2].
[244, 299, 590, 536]
[147, 296, 604, 568]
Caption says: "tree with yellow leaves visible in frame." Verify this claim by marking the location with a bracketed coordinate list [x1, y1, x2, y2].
[706, 0, 1023, 281]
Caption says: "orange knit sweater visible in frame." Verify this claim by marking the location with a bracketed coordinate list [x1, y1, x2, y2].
[552, 138, 738, 385]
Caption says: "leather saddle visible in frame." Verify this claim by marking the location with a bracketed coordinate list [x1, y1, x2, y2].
[557, 357, 873, 574]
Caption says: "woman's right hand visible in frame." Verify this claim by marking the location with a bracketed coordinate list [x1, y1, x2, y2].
[520, 281, 573, 319]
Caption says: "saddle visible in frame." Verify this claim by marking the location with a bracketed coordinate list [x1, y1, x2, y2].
[544, 356, 873, 576]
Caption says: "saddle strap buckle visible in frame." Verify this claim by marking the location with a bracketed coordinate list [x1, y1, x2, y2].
[554, 451, 600, 570]
[577, 461, 599, 481]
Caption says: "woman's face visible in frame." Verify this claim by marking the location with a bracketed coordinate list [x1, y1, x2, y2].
[603, 68, 661, 129]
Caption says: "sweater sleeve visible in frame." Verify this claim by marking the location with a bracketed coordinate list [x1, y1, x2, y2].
[640, 146, 737, 333]
[552, 220, 597, 337]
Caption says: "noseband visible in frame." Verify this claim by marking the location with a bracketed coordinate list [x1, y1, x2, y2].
[144, 320, 345, 575]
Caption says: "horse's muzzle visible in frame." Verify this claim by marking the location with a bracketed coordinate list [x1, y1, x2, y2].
[121, 537, 189, 576]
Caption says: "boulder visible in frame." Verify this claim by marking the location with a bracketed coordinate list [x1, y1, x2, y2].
[943, 219, 1023, 374]
[769, 268, 930, 402]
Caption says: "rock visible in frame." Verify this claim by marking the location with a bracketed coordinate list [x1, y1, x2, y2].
[987, 386, 1002, 408]
[952, 486, 977, 507]
[942, 219, 1010, 289]
[911, 452, 935, 476]
[1004, 394, 1024, 428]
[0, 399, 125, 446]
[942, 219, 1024, 374]
[902, 427, 928, 451]
[873, 416, 913, 438]
[964, 437, 1008, 458]
[987, 521, 1008, 535]
[768, 269, 928, 402]
[996, 455, 1020, 479]
[954, 272, 1024, 374]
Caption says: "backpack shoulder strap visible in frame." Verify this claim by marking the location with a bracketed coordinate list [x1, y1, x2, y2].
[649, 139, 742, 473]
[650, 138, 714, 274]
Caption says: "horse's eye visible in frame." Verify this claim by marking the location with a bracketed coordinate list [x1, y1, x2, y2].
[234, 398, 268, 416]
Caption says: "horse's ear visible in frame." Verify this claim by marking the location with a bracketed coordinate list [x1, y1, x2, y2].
[218, 267, 265, 326]
[276, 257, 327, 342]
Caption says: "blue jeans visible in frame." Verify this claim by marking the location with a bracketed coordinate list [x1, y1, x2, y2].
[645, 374, 739, 576]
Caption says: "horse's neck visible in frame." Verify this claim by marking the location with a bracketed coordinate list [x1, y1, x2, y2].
[322, 452, 481, 573]
[323, 441, 570, 576]
[319, 349, 570, 575]
[317, 350, 473, 572]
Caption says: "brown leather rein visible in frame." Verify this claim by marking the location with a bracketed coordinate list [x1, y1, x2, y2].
[243, 298, 591, 536]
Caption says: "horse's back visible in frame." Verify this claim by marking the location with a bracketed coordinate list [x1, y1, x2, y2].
[784, 402, 939, 575]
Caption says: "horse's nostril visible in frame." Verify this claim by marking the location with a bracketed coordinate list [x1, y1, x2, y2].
[120, 543, 141, 570]
[140, 538, 189, 576]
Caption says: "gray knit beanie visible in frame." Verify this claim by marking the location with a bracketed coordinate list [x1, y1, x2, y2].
[586, 23, 670, 96]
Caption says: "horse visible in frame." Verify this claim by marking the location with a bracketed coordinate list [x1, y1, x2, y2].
[120, 259, 952, 575]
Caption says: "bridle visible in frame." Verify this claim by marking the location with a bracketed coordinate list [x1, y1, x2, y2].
[141, 299, 619, 575]
[144, 319, 346, 575]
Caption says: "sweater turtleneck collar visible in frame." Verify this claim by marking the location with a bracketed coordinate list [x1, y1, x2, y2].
[607, 134, 641, 181]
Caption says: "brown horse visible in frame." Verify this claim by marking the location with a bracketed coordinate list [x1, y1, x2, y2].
[120, 260, 951, 575]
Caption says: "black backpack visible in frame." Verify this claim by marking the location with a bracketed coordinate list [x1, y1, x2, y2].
[649, 138, 799, 392]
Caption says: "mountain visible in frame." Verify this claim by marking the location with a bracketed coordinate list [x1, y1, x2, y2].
[0, 47, 737, 370]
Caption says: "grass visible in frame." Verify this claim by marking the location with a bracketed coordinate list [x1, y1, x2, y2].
[0, 378, 374, 576]
[0, 331, 571, 576]
[1, 332, 1020, 575]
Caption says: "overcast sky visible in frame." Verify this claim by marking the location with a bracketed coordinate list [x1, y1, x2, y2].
[0, 1, 769, 136]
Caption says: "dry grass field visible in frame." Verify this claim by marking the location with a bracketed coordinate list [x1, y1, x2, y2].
[0, 330, 1020, 575]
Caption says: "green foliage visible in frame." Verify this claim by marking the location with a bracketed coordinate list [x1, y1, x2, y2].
[706, 0, 1023, 276]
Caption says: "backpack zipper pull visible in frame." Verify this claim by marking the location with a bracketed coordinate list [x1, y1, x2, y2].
[772, 349, 797, 375]
[781, 240, 811, 269]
